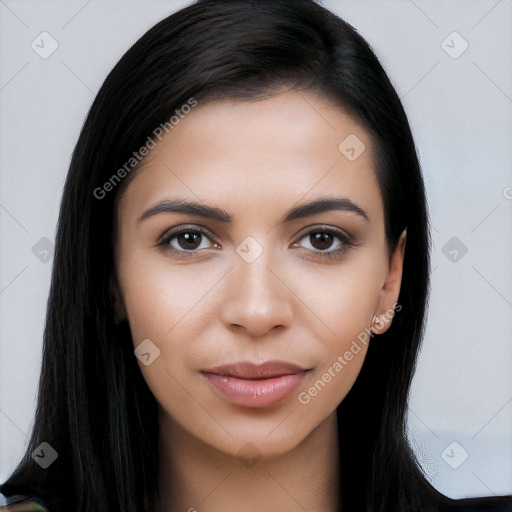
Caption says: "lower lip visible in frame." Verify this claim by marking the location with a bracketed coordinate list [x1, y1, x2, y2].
[202, 372, 308, 408]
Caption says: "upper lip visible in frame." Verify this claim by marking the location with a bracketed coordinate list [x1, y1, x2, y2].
[202, 361, 309, 380]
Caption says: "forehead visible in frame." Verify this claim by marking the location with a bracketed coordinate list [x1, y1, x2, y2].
[117, 90, 383, 225]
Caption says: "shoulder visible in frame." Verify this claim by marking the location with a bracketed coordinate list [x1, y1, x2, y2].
[410, 471, 512, 512]
[0, 494, 49, 511]
[419, 481, 512, 512]
[434, 495, 512, 512]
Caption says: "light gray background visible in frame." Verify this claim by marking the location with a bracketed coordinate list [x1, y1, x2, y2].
[1, 0, 511, 499]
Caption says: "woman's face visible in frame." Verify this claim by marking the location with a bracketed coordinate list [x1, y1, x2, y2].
[112, 89, 404, 459]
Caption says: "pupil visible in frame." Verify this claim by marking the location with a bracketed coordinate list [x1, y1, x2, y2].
[178, 232, 201, 250]
[311, 232, 332, 250]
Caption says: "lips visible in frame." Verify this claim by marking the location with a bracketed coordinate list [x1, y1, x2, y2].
[201, 361, 310, 408]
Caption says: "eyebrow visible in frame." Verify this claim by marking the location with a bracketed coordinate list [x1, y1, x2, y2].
[138, 196, 370, 224]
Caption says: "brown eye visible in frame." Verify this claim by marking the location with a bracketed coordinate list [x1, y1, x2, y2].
[175, 232, 204, 250]
[298, 229, 346, 252]
[159, 226, 216, 255]
[294, 227, 356, 262]
[309, 232, 335, 251]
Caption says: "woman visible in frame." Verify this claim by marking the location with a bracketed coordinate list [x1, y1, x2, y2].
[1, 0, 510, 511]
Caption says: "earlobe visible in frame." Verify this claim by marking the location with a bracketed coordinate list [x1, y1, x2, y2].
[371, 229, 406, 335]
[109, 275, 127, 324]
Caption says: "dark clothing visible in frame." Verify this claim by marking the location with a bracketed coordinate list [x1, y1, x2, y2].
[1, 491, 511, 511]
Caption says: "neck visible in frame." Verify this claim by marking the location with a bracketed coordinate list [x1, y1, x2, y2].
[156, 410, 341, 512]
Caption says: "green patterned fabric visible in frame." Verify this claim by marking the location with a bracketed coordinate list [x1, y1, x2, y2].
[0, 495, 49, 511]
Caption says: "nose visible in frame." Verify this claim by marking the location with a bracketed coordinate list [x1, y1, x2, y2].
[220, 251, 294, 338]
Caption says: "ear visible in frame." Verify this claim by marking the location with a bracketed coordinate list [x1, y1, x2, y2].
[370, 229, 406, 335]
[109, 274, 127, 324]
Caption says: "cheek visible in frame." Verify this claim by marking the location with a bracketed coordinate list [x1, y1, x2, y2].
[118, 254, 223, 345]
[297, 251, 384, 337]
[118, 258, 217, 409]
[293, 255, 384, 407]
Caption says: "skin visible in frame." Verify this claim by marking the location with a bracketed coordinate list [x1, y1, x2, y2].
[111, 89, 406, 512]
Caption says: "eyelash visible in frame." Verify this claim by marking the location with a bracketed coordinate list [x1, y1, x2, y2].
[157, 225, 356, 262]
